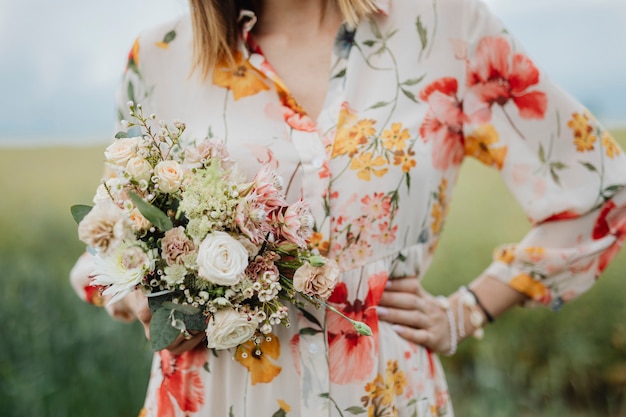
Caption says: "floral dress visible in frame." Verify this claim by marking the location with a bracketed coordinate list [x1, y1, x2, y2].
[73, 0, 626, 416]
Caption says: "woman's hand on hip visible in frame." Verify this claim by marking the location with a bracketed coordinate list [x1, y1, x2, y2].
[377, 276, 452, 354]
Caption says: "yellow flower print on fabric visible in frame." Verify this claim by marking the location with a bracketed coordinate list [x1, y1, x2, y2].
[332, 105, 376, 158]
[235, 334, 282, 385]
[568, 112, 597, 152]
[212, 51, 270, 100]
[381, 123, 410, 151]
[350, 151, 388, 181]
[431, 203, 444, 235]
[510, 273, 550, 301]
[601, 131, 622, 159]
[464, 124, 508, 169]
[393, 149, 417, 173]
[277, 399, 291, 413]
[495, 247, 516, 264]
[361, 360, 407, 416]
[430, 178, 449, 235]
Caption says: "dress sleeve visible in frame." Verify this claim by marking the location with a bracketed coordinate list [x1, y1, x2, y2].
[460, 0, 626, 309]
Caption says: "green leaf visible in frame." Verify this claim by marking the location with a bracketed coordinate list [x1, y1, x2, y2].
[405, 172, 411, 190]
[115, 131, 129, 139]
[319, 392, 330, 399]
[299, 327, 322, 336]
[229, 406, 234, 417]
[162, 30, 176, 44]
[407, 398, 418, 406]
[538, 143, 546, 163]
[550, 168, 561, 186]
[369, 20, 382, 39]
[272, 410, 287, 417]
[163, 301, 201, 315]
[150, 307, 180, 351]
[416, 16, 428, 52]
[127, 80, 136, 104]
[71, 205, 92, 224]
[579, 161, 598, 172]
[332, 68, 347, 79]
[401, 88, 419, 103]
[362, 39, 377, 47]
[182, 311, 208, 332]
[551, 161, 568, 170]
[147, 293, 169, 313]
[345, 406, 367, 414]
[368, 101, 390, 110]
[203, 362, 211, 373]
[385, 29, 399, 40]
[402, 75, 425, 86]
[129, 192, 173, 231]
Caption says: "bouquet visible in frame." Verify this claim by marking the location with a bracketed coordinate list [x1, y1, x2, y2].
[72, 102, 370, 352]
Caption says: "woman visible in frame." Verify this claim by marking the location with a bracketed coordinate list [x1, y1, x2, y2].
[71, 0, 626, 415]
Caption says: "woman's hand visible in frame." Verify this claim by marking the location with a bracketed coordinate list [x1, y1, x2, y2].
[125, 290, 206, 356]
[377, 276, 453, 354]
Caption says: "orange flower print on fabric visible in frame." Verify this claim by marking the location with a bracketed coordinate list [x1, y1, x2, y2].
[360, 360, 407, 416]
[350, 151, 388, 181]
[592, 200, 626, 274]
[360, 192, 392, 220]
[430, 178, 449, 235]
[127, 38, 140, 74]
[277, 399, 292, 413]
[332, 103, 376, 158]
[235, 333, 282, 385]
[327, 272, 386, 384]
[464, 124, 508, 169]
[465, 36, 547, 123]
[373, 221, 398, 244]
[495, 246, 516, 264]
[509, 273, 551, 303]
[393, 149, 417, 173]
[568, 112, 597, 152]
[275, 83, 316, 132]
[212, 51, 270, 100]
[381, 123, 410, 151]
[156, 348, 206, 417]
[601, 131, 622, 159]
[419, 77, 466, 170]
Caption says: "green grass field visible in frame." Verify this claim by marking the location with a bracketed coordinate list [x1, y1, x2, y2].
[1, 130, 625, 416]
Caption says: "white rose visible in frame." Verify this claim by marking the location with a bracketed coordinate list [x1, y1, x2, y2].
[197, 231, 248, 286]
[205, 308, 258, 349]
[78, 199, 129, 255]
[155, 160, 183, 193]
[126, 157, 152, 182]
[93, 177, 127, 204]
[105, 137, 143, 167]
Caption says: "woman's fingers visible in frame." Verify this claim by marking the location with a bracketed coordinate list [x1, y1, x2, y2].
[385, 276, 422, 294]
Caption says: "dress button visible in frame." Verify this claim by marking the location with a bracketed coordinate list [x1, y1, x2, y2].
[308, 343, 319, 354]
[312, 158, 323, 168]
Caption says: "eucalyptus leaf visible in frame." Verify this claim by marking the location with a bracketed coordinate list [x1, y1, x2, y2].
[129, 192, 173, 231]
[163, 30, 176, 44]
[114, 131, 129, 139]
[150, 307, 181, 351]
[71, 204, 92, 224]
[147, 293, 170, 313]
[297, 306, 322, 329]
[271, 410, 287, 417]
[368, 101, 390, 110]
[299, 327, 322, 336]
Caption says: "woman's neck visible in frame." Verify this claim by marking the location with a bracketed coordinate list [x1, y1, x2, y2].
[254, 0, 342, 37]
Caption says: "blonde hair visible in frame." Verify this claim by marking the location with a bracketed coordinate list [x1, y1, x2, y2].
[189, 0, 378, 79]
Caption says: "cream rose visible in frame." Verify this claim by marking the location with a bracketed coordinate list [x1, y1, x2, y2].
[205, 308, 258, 349]
[293, 258, 340, 300]
[105, 136, 143, 167]
[155, 160, 183, 193]
[78, 199, 128, 255]
[126, 157, 152, 182]
[197, 231, 248, 286]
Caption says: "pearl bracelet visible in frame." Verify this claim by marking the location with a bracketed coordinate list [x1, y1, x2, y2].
[436, 296, 457, 356]
[459, 286, 485, 340]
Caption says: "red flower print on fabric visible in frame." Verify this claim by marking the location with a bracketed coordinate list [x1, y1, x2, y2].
[156, 349, 206, 417]
[592, 200, 626, 274]
[464, 36, 547, 123]
[419, 77, 467, 170]
[327, 272, 387, 384]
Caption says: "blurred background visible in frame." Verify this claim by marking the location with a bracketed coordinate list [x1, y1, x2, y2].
[1, 0, 625, 416]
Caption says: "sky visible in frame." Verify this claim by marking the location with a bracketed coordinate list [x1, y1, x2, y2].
[0, 0, 625, 146]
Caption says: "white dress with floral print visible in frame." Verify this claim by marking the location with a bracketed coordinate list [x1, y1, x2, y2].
[73, 0, 626, 416]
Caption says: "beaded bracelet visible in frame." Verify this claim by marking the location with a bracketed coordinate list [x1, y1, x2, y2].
[459, 286, 485, 340]
[436, 296, 457, 356]
[466, 287, 495, 323]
